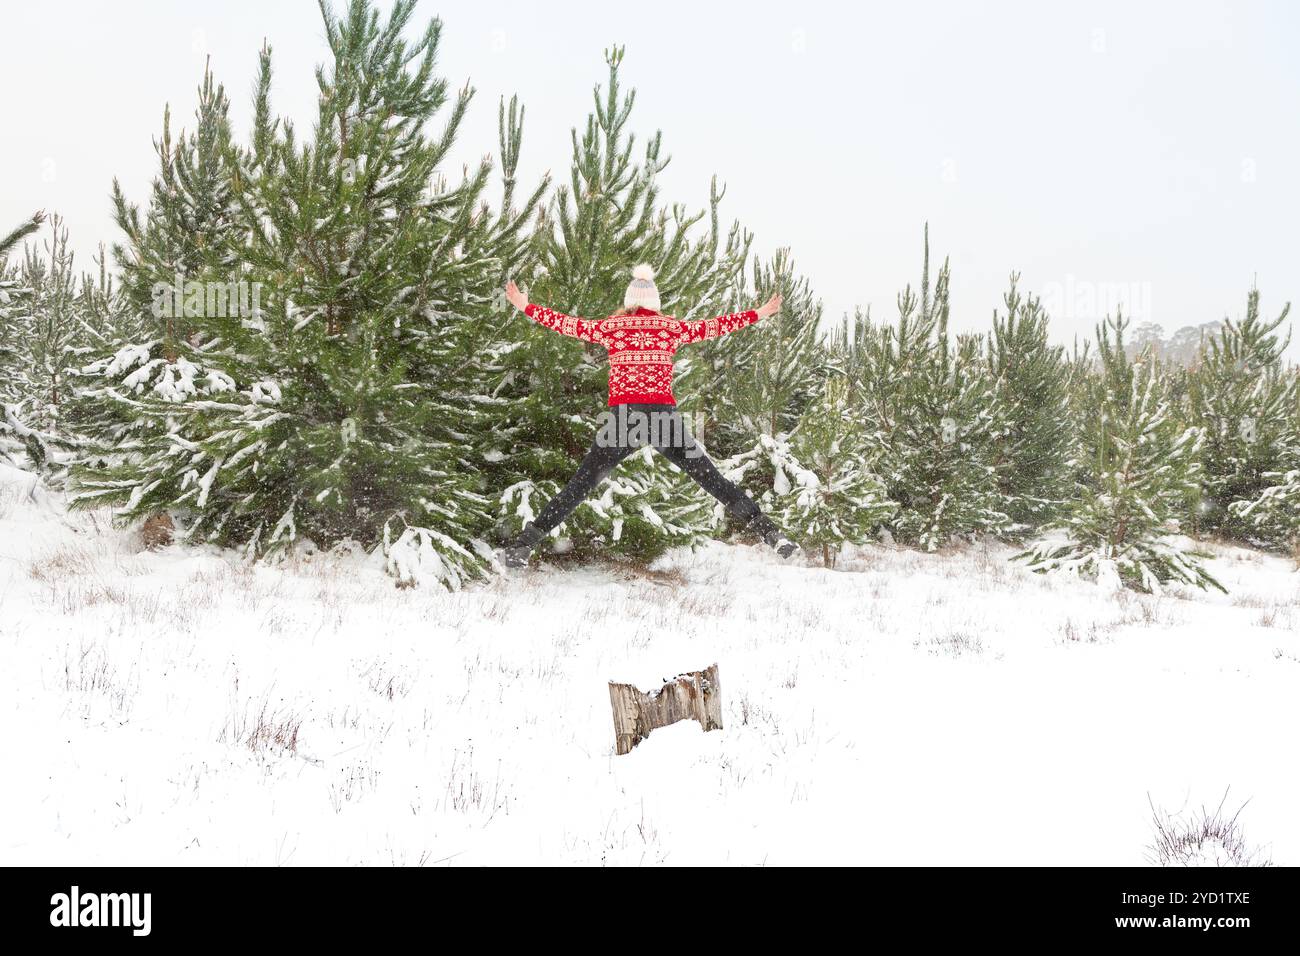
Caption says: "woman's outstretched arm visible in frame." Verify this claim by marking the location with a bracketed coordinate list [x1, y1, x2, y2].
[505, 280, 604, 343]
[679, 292, 783, 345]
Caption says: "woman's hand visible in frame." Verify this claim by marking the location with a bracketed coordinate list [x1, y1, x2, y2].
[756, 292, 783, 319]
[505, 280, 528, 312]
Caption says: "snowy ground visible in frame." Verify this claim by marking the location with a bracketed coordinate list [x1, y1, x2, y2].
[1, 460, 1296, 866]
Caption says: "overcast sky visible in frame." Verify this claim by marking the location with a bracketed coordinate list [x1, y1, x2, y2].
[2, 0, 1296, 356]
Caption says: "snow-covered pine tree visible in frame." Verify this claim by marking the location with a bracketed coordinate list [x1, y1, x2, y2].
[1, 214, 44, 468]
[1186, 289, 1294, 543]
[75, 242, 147, 351]
[1161, 359, 1209, 534]
[1229, 363, 1300, 552]
[66, 59, 244, 495]
[691, 249, 827, 536]
[73, 0, 541, 588]
[0, 269, 25, 413]
[0, 214, 96, 474]
[1021, 312, 1224, 593]
[14, 216, 82, 428]
[70, 47, 270, 515]
[1, 213, 45, 463]
[1231, 468, 1300, 557]
[841, 227, 1006, 550]
[683, 248, 825, 452]
[109, 58, 240, 345]
[985, 274, 1072, 534]
[487, 45, 751, 561]
[769, 375, 893, 567]
[1060, 332, 1096, 496]
[53, 241, 152, 467]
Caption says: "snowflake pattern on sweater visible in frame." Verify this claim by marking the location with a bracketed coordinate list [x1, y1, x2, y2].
[523, 303, 761, 406]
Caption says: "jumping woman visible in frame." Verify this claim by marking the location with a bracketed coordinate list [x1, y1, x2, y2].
[499, 264, 797, 567]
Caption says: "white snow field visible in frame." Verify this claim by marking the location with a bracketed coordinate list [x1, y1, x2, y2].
[1, 459, 1296, 866]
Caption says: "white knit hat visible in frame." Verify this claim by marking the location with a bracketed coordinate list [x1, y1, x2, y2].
[623, 263, 660, 311]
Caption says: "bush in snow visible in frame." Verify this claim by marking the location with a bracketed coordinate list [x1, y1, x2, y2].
[1185, 289, 1295, 544]
[770, 377, 894, 567]
[1, 216, 43, 462]
[834, 227, 1008, 551]
[0, 213, 129, 476]
[1230, 467, 1300, 557]
[682, 249, 829, 549]
[384, 521, 497, 591]
[985, 275, 1073, 534]
[1146, 790, 1272, 867]
[1221, 330, 1300, 553]
[1020, 313, 1224, 594]
[680, 248, 826, 460]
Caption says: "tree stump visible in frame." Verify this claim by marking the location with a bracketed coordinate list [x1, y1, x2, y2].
[608, 663, 723, 755]
[140, 512, 175, 550]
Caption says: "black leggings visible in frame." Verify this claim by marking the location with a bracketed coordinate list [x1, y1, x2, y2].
[532, 404, 761, 533]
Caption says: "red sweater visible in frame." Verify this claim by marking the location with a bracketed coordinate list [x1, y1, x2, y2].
[523, 303, 761, 406]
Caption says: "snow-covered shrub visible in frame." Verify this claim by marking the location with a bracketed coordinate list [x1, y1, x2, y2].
[832, 230, 1008, 551]
[1021, 315, 1224, 594]
[984, 276, 1073, 534]
[1186, 290, 1295, 541]
[222, 696, 304, 757]
[1146, 791, 1272, 867]
[382, 521, 492, 592]
[680, 249, 826, 458]
[1230, 469, 1300, 556]
[749, 378, 894, 567]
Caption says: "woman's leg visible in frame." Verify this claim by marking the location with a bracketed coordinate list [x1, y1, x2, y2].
[501, 437, 635, 566]
[652, 413, 796, 556]
[650, 414, 758, 521]
[529, 438, 636, 534]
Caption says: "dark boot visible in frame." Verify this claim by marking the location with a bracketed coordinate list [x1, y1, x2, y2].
[747, 514, 798, 560]
[499, 522, 546, 569]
